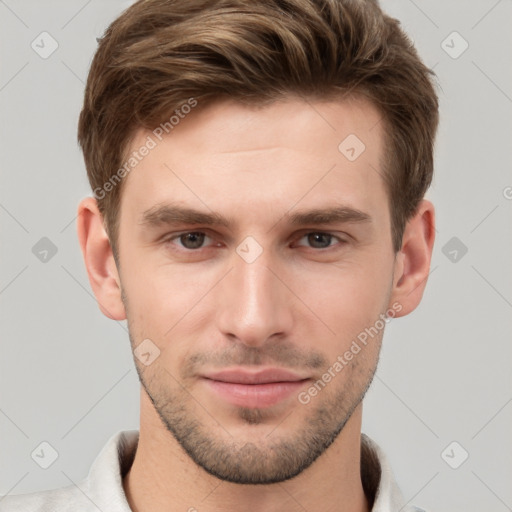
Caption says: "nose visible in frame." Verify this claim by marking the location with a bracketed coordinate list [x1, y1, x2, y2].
[215, 246, 294, 348]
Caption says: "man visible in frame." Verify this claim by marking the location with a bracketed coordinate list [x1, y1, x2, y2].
[0, 0, 438, 510]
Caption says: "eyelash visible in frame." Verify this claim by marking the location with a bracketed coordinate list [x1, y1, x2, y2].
[163, 231, 347, 252]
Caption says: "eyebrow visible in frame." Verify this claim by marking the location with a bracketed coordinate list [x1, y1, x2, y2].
[139, 203, 372, 229]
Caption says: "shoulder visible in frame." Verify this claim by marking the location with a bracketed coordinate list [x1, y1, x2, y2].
[0, 482, 91, 512]
[0, 430, 137, 512]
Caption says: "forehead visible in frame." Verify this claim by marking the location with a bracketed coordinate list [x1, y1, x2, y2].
[118, 96, 386, 226]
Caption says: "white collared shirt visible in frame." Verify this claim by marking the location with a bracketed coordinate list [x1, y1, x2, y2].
[0, 430, 428, 512]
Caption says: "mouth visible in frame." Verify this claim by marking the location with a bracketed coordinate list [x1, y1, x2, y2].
[201, 368, 311, 409]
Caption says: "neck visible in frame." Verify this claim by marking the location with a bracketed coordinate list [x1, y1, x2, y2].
[123, 388, 370, 512]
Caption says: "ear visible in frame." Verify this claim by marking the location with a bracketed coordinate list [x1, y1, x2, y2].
[77, 197, 126, 320]
[388, 199, 435, 317]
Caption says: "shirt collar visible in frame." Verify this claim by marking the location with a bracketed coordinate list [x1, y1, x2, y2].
[360, 433, 418, 511]
[86, 430, 417, 512]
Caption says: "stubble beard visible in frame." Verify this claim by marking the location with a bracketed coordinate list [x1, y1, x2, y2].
[133, 340, 379, 485]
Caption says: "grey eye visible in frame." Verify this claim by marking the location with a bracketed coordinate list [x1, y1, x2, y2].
[178, 232, 206, 249]
[303, 233, 335, 249]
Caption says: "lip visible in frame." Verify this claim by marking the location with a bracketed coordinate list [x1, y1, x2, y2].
[203, 368, 308, 384]
[201, 368, 310, 408]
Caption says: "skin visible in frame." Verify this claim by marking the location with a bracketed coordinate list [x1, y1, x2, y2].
[77, 96, 435, 512]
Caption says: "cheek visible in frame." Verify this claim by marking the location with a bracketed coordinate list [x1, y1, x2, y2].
[294, 257, 393, 348]
[122, 263, 218, 341]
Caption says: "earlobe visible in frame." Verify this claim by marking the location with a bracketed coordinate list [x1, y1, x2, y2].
[389, 199, 435, 317]
[77, 197, 126, 321]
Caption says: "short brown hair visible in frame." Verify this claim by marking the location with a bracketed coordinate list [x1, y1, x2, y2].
[78, 0, 439, 256]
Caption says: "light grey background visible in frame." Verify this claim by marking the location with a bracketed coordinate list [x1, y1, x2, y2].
[1, 1, 511, 511]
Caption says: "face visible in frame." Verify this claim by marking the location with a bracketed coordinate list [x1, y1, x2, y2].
[114, 96, 399, 484]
